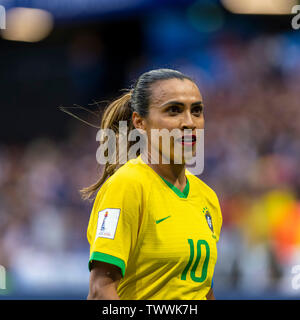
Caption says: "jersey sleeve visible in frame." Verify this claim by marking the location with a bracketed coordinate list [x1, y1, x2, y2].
[87, 173, 143, 277]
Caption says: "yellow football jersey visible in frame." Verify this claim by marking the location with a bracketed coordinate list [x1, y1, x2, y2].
[87, 155, 222, 300]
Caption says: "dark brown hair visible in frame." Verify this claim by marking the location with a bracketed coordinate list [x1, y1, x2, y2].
[80, 68, 194, 200]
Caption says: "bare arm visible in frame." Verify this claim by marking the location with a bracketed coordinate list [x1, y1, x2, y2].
[206, 288, 215, 300]
[87, 260, 122, 300]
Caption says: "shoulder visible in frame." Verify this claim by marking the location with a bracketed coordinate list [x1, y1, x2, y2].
[186, 170, 219, 204]
[105, 158, 150, 188]
[91, 158, 151, 217]
[95, 157, 152, 202]
[187, 171, 223, 237]
[187, 170, 222, 219]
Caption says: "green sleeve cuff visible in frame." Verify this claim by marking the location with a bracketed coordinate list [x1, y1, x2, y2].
[88, 251, 126, 277]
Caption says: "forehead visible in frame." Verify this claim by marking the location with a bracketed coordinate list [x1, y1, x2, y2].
[149, 78, 202, 106]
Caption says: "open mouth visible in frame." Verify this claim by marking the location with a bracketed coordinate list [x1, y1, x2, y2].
[180, 135, 196, 145]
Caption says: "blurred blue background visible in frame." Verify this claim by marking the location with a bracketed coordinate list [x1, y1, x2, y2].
[0, 0, 300, 299]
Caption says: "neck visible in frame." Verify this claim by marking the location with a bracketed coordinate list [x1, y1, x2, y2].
[141, 152, 187, 190]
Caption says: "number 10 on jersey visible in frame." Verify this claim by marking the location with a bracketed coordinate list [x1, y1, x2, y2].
[181, 239, 210, 283]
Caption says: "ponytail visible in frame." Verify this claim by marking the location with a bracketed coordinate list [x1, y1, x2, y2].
[77, 68, 194, 200]
[80, 91, 135, 200]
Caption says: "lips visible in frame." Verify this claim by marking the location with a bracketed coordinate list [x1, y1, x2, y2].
[180, 135, 196, 145]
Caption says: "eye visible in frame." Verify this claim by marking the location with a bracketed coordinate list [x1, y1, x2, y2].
[192, 105, 203, 116]
[167, 105, 181, 115]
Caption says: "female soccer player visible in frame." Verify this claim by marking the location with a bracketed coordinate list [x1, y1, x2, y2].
[85, 69, 222, 300]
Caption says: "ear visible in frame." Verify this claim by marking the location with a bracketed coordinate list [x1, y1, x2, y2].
[132, 111, 146, 131]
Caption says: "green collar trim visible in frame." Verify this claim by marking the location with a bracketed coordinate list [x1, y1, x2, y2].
[160, 176, 190, 198]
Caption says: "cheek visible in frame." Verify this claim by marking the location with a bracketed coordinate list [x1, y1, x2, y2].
[155, 117, 182, 131]
[145, 113, 172, 132]
[195, 116, 205, 129]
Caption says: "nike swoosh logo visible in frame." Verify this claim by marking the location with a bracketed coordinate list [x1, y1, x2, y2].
[156, 215, 171, 224]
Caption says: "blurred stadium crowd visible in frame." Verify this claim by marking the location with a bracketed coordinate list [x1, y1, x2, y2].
[1, 5, 300, 299]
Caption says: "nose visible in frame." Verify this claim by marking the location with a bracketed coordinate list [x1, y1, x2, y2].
[181, 110, 196, 130]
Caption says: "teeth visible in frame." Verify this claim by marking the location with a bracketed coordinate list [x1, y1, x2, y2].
[182, 137, 194, 142]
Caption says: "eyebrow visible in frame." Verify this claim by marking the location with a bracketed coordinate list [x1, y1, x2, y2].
[161, 100, 203, 107]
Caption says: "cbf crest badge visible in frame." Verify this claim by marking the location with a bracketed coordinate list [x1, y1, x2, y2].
[203, 207, 214, 233]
